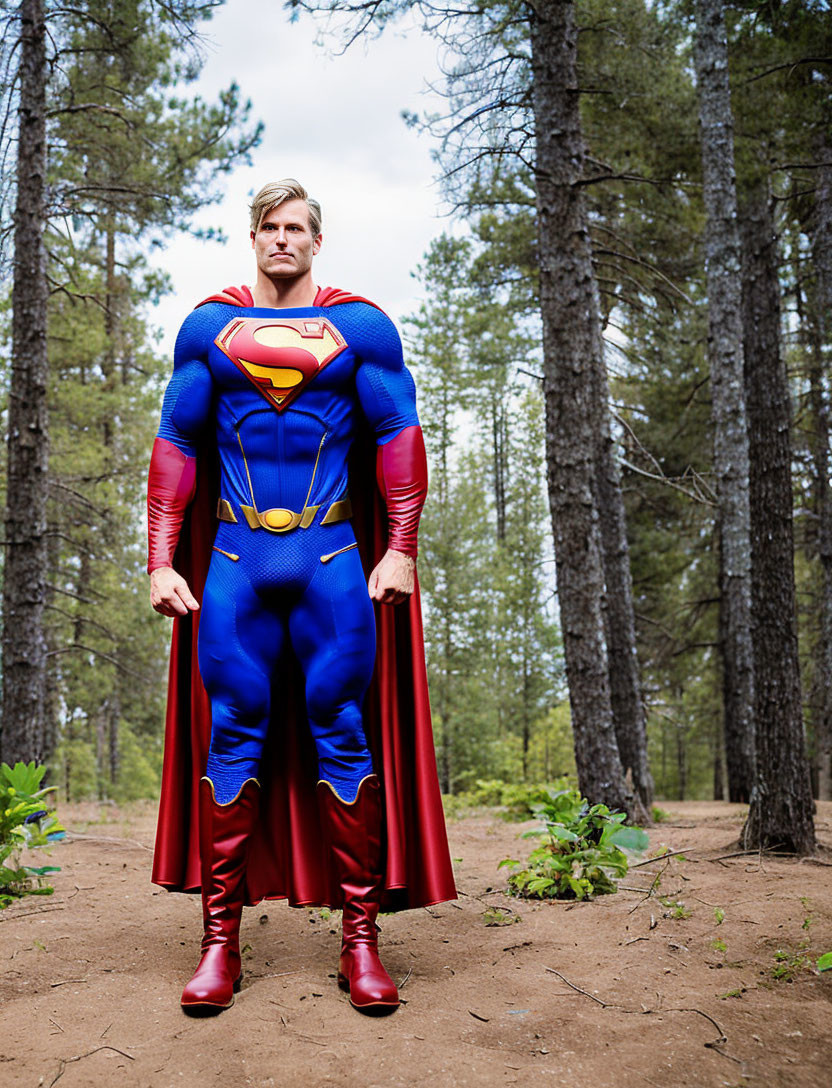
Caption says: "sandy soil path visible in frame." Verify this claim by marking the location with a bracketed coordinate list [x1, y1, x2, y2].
[1, 800, 831, 1088]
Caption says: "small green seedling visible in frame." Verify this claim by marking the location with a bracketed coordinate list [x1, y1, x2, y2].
[771, 947, 810, 981]
[714, 907, 725, 925]
[661, 897, 692, 920]
[483, 906, 520, 927]
[816, 951, 832, 973]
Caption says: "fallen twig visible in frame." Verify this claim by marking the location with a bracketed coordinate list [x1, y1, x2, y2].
[48, 1045, 134, 1087]
[50, 978, 88, 988]
[544, 968, 619, 1008]
[4, 904, 66, 920]
[468, 1009, 490, 1022]
[544, 969, 730, 1055]
[630, 849, 691, 868]
[398, 967, 413, 989]
[668, 1006, 727, 1047]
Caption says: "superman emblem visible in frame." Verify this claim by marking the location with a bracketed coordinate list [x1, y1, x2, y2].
[214, 316, 347, 411]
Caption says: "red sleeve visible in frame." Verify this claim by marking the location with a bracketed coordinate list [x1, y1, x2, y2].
[147, 437, 198, 573]
[376, 425, 428, 560]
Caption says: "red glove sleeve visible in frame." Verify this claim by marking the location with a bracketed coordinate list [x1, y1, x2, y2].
[147, 437, 197, 574]
[376, 425, 428, 559]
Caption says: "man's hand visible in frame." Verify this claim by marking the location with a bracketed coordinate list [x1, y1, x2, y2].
[150, 566, 199, 617]
[368, 548, 415, 606]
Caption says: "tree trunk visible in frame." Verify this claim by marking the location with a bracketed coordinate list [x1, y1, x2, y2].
[594, 421, 653, 809]
[1, 0, 49, 766]
[529, 0, 642, 821]
[694, 0, 755, 803]
[740, 188, 815, 854]
[809, 146, 832, 801]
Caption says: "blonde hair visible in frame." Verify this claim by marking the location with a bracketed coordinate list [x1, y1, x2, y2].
[249, 179, 322, 236]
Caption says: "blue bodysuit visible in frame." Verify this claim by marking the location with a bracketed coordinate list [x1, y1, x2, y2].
[151, 297, 421, 805]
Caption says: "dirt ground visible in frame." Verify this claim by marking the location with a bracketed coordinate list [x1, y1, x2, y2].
[1, 800, 831, 1088]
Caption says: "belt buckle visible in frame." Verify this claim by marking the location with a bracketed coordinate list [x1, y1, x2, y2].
[258, 507, 301, 533]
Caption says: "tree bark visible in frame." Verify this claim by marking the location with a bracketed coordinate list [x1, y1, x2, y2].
[594, 417, 654, 809]
[529, 0, 643, 821]
[694, 0, 755, 803]
[740, 188, 815, 854]
[809, 146, 832, 801]
[1, 0, 49, 766]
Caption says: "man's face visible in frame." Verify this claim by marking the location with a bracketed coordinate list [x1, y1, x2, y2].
[251, 199, 322, 280]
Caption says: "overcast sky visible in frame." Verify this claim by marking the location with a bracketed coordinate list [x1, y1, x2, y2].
[153, 2, 450, 349]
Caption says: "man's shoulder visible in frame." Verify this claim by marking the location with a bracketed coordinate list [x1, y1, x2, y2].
[173, 296, 241, 363]
[195, 284, 255, 309]
[316, 286, 385, 313]
[321, 291, 400, 341]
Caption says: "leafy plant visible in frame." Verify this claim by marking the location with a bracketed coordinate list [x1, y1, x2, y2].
[771, 946, 811, 981]
[467, 779, 573, 821]
[499, 788, 648, 901]
[816, 952, 832, 973]
[0, 762, 65, 909]
[482, 906, 520, 926]
[714, 906, 725, 925]
[651, 806, 672, 823]
[661, 897, 692, 919]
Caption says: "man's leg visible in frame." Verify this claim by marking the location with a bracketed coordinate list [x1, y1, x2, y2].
[288, 546, 399, 1013]
[181, 553, 285, 1013]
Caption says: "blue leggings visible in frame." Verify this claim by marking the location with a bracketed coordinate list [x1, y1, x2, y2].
[197, 520, 376, 804]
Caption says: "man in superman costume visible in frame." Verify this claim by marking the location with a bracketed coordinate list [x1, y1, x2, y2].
[147, 179, 455, 1016]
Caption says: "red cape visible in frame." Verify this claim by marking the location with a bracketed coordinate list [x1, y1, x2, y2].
[151, 285, 456, 910]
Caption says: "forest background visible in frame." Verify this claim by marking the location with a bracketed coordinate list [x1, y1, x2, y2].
[0, 0, 830, 835]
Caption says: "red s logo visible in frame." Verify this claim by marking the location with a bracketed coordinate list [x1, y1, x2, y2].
[214, 317, 347, 411]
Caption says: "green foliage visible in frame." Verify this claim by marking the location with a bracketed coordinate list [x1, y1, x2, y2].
[482, 906, 520, 927]
[110, 721, 161, 802]
[465, 778, 572, 820]
[0, 763, 65, 909]
[771, 946, 811, 981]
[661, 898, 692, 920]
[714, 906, 725, 925]
[500, 788, 648, 901]
[817, 952, 832, 973]
[441, 777, 577, 821]
[53, 739, 99, 802]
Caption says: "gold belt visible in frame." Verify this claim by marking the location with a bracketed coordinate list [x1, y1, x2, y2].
[217, 496, 352, 534]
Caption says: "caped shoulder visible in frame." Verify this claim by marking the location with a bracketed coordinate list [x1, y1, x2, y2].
[195, 284, 254, 309]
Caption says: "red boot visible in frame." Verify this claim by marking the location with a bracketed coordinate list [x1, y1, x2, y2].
[317, 775, 399, 1014]
[180, 776, 260, 1014]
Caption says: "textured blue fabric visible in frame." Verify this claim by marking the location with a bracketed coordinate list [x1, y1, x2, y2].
[200, 521, 375, 804]
[157, 299, 417, 804]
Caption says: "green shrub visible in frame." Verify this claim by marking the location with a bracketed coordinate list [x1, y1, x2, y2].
[53, 738, 98, 801]
[111, 721, 161, 802]
[0, 762, 65, 909]
[464, 778, 575, 820]
[499, 787, 648, 901]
